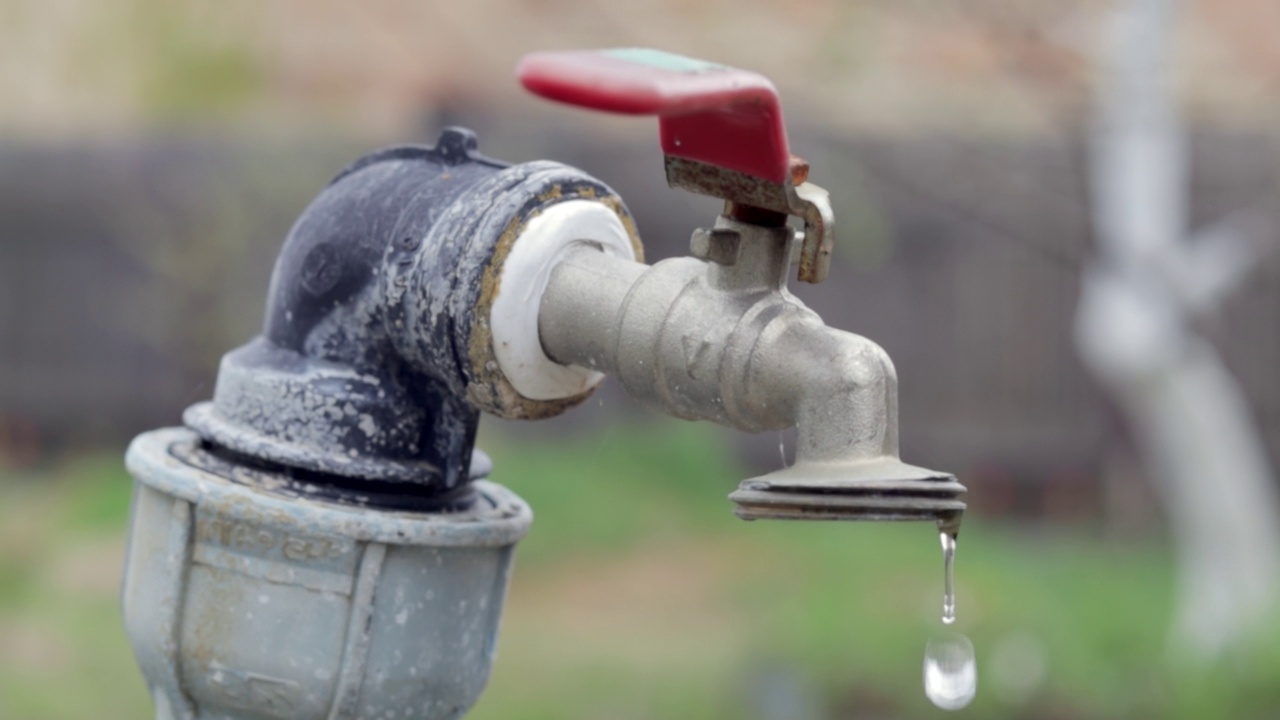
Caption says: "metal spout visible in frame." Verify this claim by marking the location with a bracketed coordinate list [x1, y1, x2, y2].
[729, 461, 967, 525]
[533, 215, 965, 527]
[728, 306, 967, 526]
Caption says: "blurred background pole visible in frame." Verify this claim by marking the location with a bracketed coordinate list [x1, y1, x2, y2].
[1076, 0, 1280, 658]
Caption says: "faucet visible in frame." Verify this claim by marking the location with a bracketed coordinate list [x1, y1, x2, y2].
[520, 48, 965, 528]
[120, 49, 964, 720]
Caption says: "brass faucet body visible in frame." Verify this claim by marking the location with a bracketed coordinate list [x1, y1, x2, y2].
[535, 215, 966, 527]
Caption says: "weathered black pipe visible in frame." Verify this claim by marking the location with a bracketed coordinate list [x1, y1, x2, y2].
[183, 127, 638, 496]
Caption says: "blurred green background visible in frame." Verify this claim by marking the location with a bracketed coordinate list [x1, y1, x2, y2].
[4, 1, 1280, 719]
[8, 423, 1280, 720]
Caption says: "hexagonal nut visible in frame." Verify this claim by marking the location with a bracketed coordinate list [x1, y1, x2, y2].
[689, 228, 741, 266]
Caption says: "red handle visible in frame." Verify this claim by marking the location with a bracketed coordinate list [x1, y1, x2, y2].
[518, 49, 791, 184]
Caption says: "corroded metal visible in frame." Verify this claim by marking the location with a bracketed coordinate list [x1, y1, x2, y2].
[122, 130, 639, 720]
[664, 155, 835, 283]
[186, 128, 639, 491]
[122, 109, 959, 720]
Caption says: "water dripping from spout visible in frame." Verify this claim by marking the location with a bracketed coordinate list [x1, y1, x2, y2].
[941, 530, 956, 625]
[923, 526, 975, 710]
[923, 632, 977, 710]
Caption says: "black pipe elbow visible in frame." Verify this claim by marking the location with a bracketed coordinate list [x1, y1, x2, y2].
[184, 128, 640, 495]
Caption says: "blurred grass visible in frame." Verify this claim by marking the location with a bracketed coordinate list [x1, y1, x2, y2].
[1, 421, 1279, 719]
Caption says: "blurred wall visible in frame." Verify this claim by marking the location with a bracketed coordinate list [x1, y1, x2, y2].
[3, 0, 1280, 518]
[4, 123, 1280, 500]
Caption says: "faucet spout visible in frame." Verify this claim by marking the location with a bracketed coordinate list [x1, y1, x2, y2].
[533, 215, 965, 526]
[731, 317, 966, 526]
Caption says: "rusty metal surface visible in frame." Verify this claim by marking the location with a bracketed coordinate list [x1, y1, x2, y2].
[665, 155, 793, 213]
[790, 181, 834, 284]
[664, 155, 834, 283]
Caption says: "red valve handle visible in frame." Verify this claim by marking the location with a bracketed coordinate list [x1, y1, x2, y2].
[518, 48, 834, 285]
[517, 48, 791, 184]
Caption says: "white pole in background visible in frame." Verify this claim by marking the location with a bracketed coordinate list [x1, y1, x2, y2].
[1076, 0, 1280, 658]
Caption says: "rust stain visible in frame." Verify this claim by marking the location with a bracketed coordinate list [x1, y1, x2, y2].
[788, 156, 810, 185]
[664, 155, 790, 213]
[466, 184, 643, 420]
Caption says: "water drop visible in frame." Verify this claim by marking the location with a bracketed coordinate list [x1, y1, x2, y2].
[924, 632, 977, 710]
[778, 432, 787, 468]
[940, 530, 956, 624]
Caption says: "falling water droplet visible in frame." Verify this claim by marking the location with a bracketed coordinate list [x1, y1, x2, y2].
[940, 530, 956, 625]
[924, 632, 977, 710]
[778, 432, 787, 468]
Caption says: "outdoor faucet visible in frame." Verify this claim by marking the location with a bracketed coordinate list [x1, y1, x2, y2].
[537, 213, 965, 527]
[520, 49, 965, 529]
[120, 49, 964, 720]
